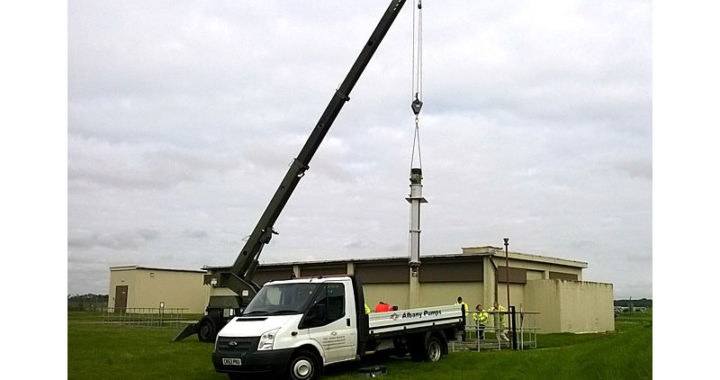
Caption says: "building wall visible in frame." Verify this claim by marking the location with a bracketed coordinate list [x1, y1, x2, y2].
[198, 248, 610, 333]
[523, 279, 562, 333]
[497, 283, 526, 313]
[108, 268, 209, 313]
[490, 257, 582, 281]
[108, 269, 138, 310]
[419, 281, 484, 309]
[557, 280, 614, 333]
[526, 270, 544, 281]
[524, 279, 614, 333]
[132, 269, 209, 313]
[363, 283, 409, 310]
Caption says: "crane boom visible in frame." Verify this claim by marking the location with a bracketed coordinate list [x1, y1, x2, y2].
[217, 0, 407, 303]
[175, 0, 408, 343]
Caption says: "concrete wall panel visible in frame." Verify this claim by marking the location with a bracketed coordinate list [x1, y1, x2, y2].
[524, 280, 562, 333]
[524, 279, 614, 333]
[363, 283, 409, 309]
[558, 281, 615, 333]
[418, 282, 484, 309]
[497, 283, 525, 312]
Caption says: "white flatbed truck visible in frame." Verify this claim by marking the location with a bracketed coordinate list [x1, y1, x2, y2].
[212, 276, 465, 379]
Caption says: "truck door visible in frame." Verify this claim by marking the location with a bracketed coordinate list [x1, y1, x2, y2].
[302, 283, 356, 364]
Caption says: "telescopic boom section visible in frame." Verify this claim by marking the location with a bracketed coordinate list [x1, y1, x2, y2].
[221, 0, 407, 299]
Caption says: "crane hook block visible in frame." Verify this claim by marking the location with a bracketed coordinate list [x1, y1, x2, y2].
[411, 98, 423, 115]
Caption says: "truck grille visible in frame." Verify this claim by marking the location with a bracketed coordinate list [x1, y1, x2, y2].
[216, 337, 259, 354]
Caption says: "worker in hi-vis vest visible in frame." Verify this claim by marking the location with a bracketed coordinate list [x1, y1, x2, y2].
[473, 304, 489, 339]
[492, 302, 510, 342]
[364, 304, 371, 314]
[455, 296, 469, 341]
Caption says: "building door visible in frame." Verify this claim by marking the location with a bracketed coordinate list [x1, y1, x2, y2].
[114, 285, 128, 313]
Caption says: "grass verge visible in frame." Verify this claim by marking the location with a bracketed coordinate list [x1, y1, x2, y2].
[68, 313, 651, 380]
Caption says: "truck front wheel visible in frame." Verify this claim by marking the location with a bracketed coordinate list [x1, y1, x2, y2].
[288, 350, 319, 380]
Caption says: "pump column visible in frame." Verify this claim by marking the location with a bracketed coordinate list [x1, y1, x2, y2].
[407, 168, 426, 308]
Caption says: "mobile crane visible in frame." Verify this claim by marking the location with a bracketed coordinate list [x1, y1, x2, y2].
[174, 0, 411, 344]
[176, 3, 465, 378]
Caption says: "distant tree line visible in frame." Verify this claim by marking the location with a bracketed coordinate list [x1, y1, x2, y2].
[614, 298, 652, 308]
[68, 294, 108, 311]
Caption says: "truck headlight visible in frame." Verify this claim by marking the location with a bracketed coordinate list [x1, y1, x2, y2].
[258, 328, 280, 351]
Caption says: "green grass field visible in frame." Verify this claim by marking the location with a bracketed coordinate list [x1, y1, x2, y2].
[68, 313, 651, 380]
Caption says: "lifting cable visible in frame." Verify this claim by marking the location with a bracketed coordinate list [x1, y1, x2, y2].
[410, 0, 424, 170]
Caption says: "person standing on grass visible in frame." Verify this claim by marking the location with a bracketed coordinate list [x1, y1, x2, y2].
[473, 304, 488, 340]
[455, 296, 469, 318]
[493, 302, 510, 342]
[455, 296, 469, 341]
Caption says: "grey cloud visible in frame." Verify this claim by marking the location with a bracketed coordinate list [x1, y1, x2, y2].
[69, 229, 160, 251]
[137, 229, 160, 241]
[569, 240, 600, 250]
[68, 0, 652, 297]
[183, 230, 208, 239]
[68, 135, 237, 190]
[615, 157, 652, 180]
[344, 240, 378, 250]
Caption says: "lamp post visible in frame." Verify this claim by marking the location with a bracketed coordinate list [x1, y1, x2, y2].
[504, 238, 511, 349]
[504, 238, 510, 311]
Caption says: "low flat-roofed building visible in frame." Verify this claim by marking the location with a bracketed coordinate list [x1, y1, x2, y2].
[110, 245, 614, 333]
[108, 265, 209, 314]
[205, 245, 614, 333]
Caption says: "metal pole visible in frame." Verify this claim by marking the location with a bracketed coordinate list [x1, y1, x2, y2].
[407, 168, 426, 308]
[510, 306, 518, 350]
[503, 238, 511, 348]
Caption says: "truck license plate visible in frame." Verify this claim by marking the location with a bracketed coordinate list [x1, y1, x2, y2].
[222, 358, 242, 366]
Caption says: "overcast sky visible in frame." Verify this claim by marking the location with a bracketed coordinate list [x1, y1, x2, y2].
[68, 0, 651, 299]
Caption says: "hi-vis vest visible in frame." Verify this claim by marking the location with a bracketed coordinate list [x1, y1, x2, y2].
[364, 304, 370, 314]
[456, 301, 469, 316]
[473, 310, 488, 324]
[495, 305, 507, 326]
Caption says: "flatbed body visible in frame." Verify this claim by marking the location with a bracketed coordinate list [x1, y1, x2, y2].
[368, 304, 464, 338]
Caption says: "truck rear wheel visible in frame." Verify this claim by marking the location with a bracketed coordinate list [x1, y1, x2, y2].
[288, 349, 319, 380]
[411, 335, 445, 362]
[426, 336, 443, 362]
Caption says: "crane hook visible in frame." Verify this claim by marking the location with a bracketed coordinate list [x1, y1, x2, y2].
[411, 93, 423, 115]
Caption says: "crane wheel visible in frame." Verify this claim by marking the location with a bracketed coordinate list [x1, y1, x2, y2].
[198, 317, 216, 342]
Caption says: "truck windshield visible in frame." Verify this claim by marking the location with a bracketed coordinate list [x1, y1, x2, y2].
[243, 283, 320, 316]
